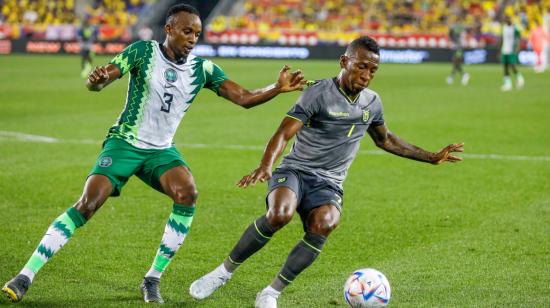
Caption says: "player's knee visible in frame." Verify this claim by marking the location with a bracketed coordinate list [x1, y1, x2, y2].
[266, 205, 294, 230]
[308, 219, 339, 236]
[307, 210, 340, 235]
[172, 186, 198, 206]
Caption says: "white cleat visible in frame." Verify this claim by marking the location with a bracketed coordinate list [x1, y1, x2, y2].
[255, 290, 278, 308]
[446, 76, 454, 85]
[189, 266, 231, 300]
[516, 76, 525, 89]
[501, 84, 512, 92]
[461, 73, 470, 85]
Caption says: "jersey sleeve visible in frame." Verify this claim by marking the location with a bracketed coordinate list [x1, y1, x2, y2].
[203, 60, 229, 95]
[370, 94, 385, 126]
[286, 86, 320, 123]
[109, 40, 148, 78]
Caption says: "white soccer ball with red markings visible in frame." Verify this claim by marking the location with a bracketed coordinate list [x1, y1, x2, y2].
[344, 268, 391, 307]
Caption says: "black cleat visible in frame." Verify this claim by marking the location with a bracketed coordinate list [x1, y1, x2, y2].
[2, 274, 31, 303]
[140, 277, 164, 304]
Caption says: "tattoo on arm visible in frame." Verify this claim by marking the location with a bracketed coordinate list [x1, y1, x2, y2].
[384, 132, 434, 162]
[368, 125, 434, 163]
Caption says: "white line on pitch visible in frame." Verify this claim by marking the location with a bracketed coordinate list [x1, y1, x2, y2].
[1, 130, 549, 162]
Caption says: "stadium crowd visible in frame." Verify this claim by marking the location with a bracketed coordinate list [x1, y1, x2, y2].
[1, 0, 549, 48]
[0, 0, 152, 41]
[207, 0, 550, 46]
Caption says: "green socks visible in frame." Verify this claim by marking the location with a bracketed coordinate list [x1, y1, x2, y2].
[21, 208, 87, 281]
[146, 204, 195, 278]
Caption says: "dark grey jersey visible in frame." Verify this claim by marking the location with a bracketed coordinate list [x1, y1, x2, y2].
[278, 78, 384, 189]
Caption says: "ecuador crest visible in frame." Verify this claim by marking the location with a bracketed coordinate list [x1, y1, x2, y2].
[362, 109, 370, 123]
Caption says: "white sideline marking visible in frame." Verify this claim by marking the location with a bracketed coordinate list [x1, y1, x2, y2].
[0, 131, 59, 143]
[1, 130, 549, 162]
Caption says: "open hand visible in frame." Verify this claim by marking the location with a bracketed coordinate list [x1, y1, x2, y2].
[276, 65, 306, 92]
[237, 166, 272, 188]
[431, 143, 464, 164]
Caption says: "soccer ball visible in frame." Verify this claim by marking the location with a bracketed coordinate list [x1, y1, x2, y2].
[343, 268, 391, 307]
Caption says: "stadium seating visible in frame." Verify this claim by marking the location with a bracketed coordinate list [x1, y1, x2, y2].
[0, 0, 153, 41]
[205, 0, 550, 47]
[1, 0, 548, 47]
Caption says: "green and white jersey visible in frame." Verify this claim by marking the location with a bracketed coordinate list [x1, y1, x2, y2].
[501, 24, 521, 55]
[107, 40, 228, 149]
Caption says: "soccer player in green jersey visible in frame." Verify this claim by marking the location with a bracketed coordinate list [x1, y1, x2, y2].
[500, 15, 524, 91]
[189, 36, 463, 308]
[2, 4, 304, 304]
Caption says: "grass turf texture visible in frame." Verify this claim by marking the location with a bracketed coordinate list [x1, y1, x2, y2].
[0, 55, 548, 307]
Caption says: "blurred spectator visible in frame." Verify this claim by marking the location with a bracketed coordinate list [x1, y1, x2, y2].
[0, 0, 153, 41]
[528, 19, 549, 72]
[206, 0, 550, 47]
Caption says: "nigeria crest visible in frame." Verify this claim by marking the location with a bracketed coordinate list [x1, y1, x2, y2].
[99, 157, 112, 167]
[164, 68, 178, 83]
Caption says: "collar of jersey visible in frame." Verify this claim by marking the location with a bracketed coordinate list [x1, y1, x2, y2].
[156, 41, 193, 69]
[333, 77, 360, 105]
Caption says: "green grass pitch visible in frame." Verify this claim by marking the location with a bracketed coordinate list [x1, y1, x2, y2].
[0, 54, 548, 307]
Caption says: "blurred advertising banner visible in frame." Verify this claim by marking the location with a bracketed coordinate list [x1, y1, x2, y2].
[1, 39, 536, 65]
[3, 39, 127, 55]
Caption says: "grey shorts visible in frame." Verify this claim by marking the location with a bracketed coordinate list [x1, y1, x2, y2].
[267, 168, 343, 229]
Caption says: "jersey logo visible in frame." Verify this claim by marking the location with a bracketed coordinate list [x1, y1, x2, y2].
[362, 109, 370, 123]
[164, 68, 178, 83]
[277, 177, 287, 183]
[329, 111, 350, 118]
[99, 157, 112, 167]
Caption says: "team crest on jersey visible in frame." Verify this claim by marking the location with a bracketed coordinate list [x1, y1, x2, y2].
[164, 68, 178, 83]
[362, 109, 370, 123]
[99, 157, 112, 167]
[333, 193, 342, 205]
[277, 177, 287, 183]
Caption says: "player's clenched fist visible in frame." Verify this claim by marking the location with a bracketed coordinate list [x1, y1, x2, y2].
[87, 66, 110, 84]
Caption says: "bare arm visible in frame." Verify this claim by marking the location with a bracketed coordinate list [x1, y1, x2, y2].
[86, 64, 121, 91]
[218, 65, 305, 109]
[367, 124, 464, 164]
[237, 117, 304, 187]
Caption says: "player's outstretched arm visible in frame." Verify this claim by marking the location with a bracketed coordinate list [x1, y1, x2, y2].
[367, 124, 464, 165]
[237, 117, 303, 188]
[86, 64, 121, 92]
[218, 65, 305, 109]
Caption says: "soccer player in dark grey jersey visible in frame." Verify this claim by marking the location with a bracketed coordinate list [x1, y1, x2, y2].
[2, 4, 305, 304]
[190, 36, 464, 308]
[447, 15, 470, 85]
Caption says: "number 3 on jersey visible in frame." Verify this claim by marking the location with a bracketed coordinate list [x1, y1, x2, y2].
[161, 92, 173, 113]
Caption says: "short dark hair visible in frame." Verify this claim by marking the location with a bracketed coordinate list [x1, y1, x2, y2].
[345, 36, 380, 56]
[166, 4, 200, 24]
